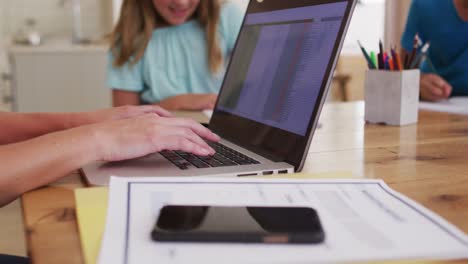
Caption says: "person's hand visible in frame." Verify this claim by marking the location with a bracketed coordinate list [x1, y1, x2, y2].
[420, 74, 452, 102]
[158, 93, 218, 111]
[89, 105, 172, 122]
[90, 114, 220, 162]
[71, 105, 173, 128]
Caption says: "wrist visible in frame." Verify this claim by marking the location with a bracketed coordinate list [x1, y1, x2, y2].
[71, 124, 107, 163]
[30, 125, 102, 170]
[90, 124, 108, 162]
[64, 112, 94, 129]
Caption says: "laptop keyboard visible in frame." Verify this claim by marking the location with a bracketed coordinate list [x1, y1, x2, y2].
[160, 141, 260, 170]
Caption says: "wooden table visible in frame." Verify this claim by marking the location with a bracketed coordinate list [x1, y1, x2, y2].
[21, 102, 468, 264]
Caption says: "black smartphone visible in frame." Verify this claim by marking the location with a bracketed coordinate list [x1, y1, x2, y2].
[151, 205, 325, 244]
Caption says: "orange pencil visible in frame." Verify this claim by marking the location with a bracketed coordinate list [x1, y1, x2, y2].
[389, 58, 395, 71]
[395, 53, 403, 71]
[391, 48, 403, 71]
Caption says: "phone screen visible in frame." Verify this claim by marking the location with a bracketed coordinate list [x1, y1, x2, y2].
[152, 205, 325, 244]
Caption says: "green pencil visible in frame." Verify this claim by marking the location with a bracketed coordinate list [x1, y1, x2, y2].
[370, 51, 377, 70]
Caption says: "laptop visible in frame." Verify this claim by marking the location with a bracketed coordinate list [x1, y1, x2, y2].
[82, 0, 357, 186]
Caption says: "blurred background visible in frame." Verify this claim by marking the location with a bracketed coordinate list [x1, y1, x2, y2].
[0, 0, 410, 257]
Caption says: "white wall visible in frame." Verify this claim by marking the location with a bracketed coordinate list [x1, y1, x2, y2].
[0, 0, 112, 42]
[342, 1, 386, 55]
[384, 0, 411, 50]
[112, 0, 123, 25]
[0, 1, 7, 71]
[0, 1, 9, 107]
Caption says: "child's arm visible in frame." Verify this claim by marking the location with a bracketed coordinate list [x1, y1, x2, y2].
[401, 49, 452, 101]
[419, 74, 452, 101]
[113, 90, 140, 106]
[157, 93, 217, 111]
[112, 89, 217, 111]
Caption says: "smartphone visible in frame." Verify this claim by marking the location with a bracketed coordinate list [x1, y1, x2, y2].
[151, 205, 325, 244]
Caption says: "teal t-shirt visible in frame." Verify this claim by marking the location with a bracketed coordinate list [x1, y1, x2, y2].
[107, 2, 244, 103]
[401, 0, 468, 95]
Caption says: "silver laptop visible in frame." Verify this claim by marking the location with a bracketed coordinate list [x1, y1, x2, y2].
[82, 0, 357, 186]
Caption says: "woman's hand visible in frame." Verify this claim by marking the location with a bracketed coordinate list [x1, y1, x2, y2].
[420, 74, 452, 101]
[91, 114, 220, 162]
[157, 94, 218, 111]
[71, 105, 173, 128]
[0, 113, 219, 205]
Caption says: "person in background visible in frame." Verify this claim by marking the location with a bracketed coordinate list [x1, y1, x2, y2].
[108, 0, 243, 110]
[401, 0, 468, 101]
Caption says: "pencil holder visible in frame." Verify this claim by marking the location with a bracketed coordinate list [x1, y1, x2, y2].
[364, 70, 420, 126]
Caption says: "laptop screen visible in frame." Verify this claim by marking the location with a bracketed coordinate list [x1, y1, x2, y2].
[210, 0, 355, 171]
[217, 1, 348, 136]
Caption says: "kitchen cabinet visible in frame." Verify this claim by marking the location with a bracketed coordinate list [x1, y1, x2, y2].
[8, 41, 111, 112]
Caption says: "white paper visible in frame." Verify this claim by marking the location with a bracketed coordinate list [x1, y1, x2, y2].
[419, 96, 468, 115]
[99, 177, 468, 264]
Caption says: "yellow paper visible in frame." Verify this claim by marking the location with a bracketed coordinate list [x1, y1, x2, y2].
[75, 187, 109, 264]
[73, 172, 353, 264]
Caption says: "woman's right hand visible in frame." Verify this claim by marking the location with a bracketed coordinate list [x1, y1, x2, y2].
[157, 93, 218, 111]
[420, 74, 452, 101]
[90, 114, 220, 162]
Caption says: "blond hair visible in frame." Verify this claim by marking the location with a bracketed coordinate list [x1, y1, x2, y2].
[110, 0, 223, 73]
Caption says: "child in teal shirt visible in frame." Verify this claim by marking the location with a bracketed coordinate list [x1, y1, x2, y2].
[108, 0, 243, 110]
[401, 0, 468, 101]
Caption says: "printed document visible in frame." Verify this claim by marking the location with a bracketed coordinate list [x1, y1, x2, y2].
[419, 96, 468, 115]
[99, 177, 468, 264]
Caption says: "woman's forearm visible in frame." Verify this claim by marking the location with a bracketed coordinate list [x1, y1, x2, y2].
[0, 112, 91, 145]
[0, 126, 99, 206]
[0, 109, 219, 206]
